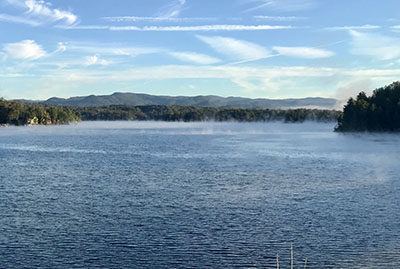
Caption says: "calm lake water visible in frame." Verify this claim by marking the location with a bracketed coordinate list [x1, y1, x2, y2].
[1, 121, 400, 268]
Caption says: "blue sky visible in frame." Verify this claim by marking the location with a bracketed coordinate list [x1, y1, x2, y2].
[1, 0, 400, 100]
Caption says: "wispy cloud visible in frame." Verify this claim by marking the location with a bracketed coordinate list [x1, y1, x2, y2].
[325, 25, 380, 31]
[34, 65, 339, 84]
[390, 25, 400, 31]
[0, 13, 40, 26]
[0, 64, 335, 99]
[334, 79, 374, 102]
[102, 16, 215, 23]
[349, 30, 400, 60]
[169, 52, 221, 64]
[197, 35, 272, 62]
[67, 43, 162, 57]
[3, 40, 46, 60]
[4, 0, 77, 26]
[58, 42, 219, 65]
[84, 55, 111, 66]
[56, 25, 109, 30]
[55, 42, 67, 53]
[342, 68, 400, 77]
[157, 0, 186, 18]
[197, 35, 332, 62]
[100, 0, 191, 24]
[25, 0, 77, 24]
[273, 46, 334, 58]
[0, 73, 24, 78]
[109, 24, 292, 31]
[253, 15, 306, 21]
[9, 60, 400, 99]
[243, 0, 317, 12]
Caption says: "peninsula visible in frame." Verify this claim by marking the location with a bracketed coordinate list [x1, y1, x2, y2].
[335, 81, 400, 132]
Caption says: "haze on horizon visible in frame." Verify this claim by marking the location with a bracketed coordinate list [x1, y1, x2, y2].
[1, 0, 400, 100]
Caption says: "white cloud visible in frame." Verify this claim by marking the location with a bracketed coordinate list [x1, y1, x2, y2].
[37, 65, 338, 82]
[56, 25, 109, 30]
[60, 24, 293, 32]
[10, 62, 400, 99]
[56, 42, 67, 53]
[273, 46, 334, 58]
[109, 25, 292, 31]
[101, 0, 191, 23]
[349, 30, 400, 60]
[169, 52, 221, 64]
[25, 0, 77, 24]
[3, 40, 46, 60]
[342, 68, 400, 77]
[84, 55, 110, 66]
[102, 16, 214, 22]
[24, 65, 340, 98]
[55, 41, 219, 65]
[197, 35, 272, 61]
[325, 25, 380, 31]
[0, 13, 40, 26]
[198, 36, 333, 62]
[243, 0, 317, 12]
[67, 43, 162, 57]
[334, 78, 374, 100]
[253, 15, 306, 21]
[0, 73, 24, 78]
[5, 0, 77, 25]
[332, 78, 376, 109]
[231, 76, 281, 93]
[157, 0, 186, 18]
[389, 25, 400, 33]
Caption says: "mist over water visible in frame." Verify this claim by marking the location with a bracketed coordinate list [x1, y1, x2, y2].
[1, 121, 400, 268]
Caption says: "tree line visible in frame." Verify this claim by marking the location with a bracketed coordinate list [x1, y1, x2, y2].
[4, 80, 399, 130]
[335, 81, 400, 132]
[73, 105, 340, 123]
[0, 98, 80, 126]
[0, 98, 341, 126]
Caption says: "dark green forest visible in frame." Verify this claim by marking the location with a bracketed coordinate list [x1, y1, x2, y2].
[335, 81, 400, 132]
[0, 98, 340, 126]
[73, 105, 340, 123]
[4, 81, 400, 129]
[0, 98, 80, 126]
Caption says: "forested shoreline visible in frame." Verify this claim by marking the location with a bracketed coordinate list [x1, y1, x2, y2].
[5, 80, 400, 130]
[73, 105, 340, 122]
[0, 98, 80, 126]
[0, 98, 341, 126]
[335, 81, 400, 132]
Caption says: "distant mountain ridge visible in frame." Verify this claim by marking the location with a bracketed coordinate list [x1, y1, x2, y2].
[41, 92, 338, 109]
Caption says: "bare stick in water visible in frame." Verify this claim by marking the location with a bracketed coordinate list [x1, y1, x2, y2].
[291, 243, 293, 269]
[276, 254, 279, 269]
[304, 258, 308, 269]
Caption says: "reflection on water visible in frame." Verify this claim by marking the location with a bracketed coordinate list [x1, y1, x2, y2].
[1, 121, 400, 268]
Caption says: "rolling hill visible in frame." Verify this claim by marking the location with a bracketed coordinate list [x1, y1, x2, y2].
[43, 92, 338, 109]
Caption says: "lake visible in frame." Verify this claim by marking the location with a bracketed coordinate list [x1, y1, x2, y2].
[1, 121, 400, 268]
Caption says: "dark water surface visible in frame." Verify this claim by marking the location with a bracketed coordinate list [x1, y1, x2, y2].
[1, 121, 400, 268]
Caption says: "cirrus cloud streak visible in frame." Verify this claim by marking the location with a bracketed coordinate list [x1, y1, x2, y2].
[109, 24, 293, 31]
